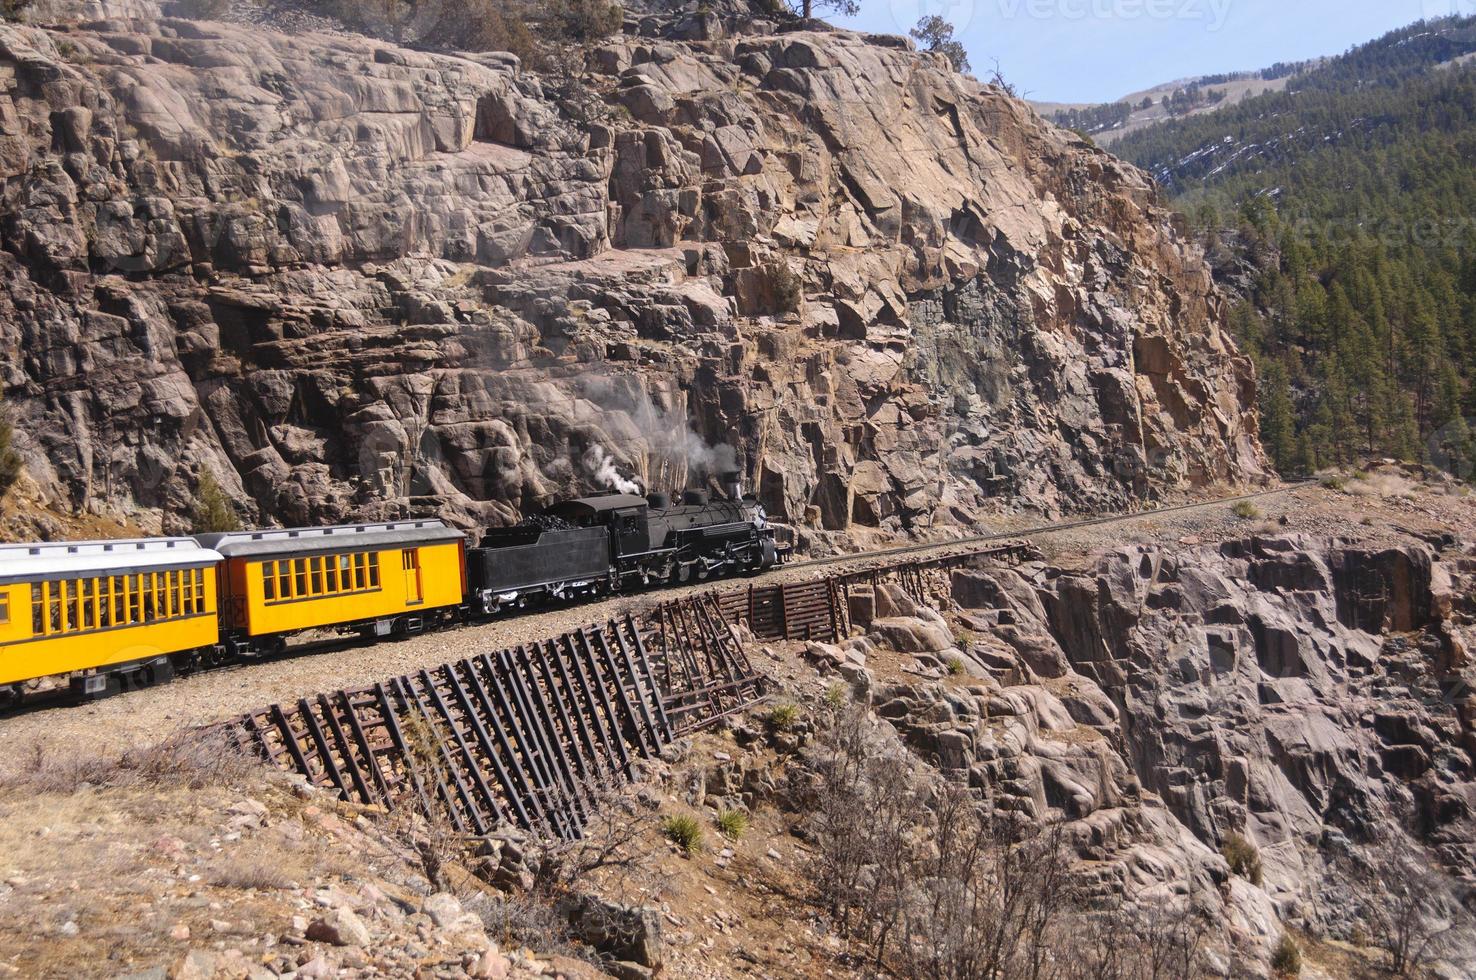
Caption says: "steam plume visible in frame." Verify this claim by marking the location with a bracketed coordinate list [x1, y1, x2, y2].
[582, 445, 642, 495]
[574, 373, 739, 489]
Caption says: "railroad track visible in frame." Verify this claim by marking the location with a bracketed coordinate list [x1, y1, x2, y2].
[0, 482, 1314, 719]
[781, 481, 1317, 576]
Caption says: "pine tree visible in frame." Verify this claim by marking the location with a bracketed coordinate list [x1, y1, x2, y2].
[1294, 431, 1318, 475]
[1258, 362, 1298, 474]
[191, 469, 242, 533]
[1434, 414, 1475, 481]
[789, 0, 860, 18]
[910, 16, 970, 74]
[1110, 27, 1476, 470]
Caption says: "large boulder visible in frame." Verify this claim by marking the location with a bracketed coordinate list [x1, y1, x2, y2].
[870, 615, 954, 654]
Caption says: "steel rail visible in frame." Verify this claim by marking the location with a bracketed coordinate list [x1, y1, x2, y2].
[780, 482, 1317, 576]
[0, 484, 1316, 720]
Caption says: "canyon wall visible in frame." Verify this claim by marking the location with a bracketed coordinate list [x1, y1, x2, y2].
[0, 0, 1263, 540]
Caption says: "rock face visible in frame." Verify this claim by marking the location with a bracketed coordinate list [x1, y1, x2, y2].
[943, 534, 1476, 967]
[0, 0, 1263, 538]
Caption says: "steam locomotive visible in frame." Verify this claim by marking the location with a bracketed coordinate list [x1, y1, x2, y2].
[467, 479, 782, 614]
[0, 479, 785, 704]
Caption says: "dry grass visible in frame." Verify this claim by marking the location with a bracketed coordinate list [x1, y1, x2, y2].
[765, 702, 801, 731]
[0, 728, 258, 795]
[1232, 500, 1262, 520]
[0, 732, 371, 979]
[207, 857, 296, 892]
[1222, 832, 1264, 886]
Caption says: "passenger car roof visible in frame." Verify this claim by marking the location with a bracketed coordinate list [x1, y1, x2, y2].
[0, 537, 222, 585]
[194, 520, 463, 559]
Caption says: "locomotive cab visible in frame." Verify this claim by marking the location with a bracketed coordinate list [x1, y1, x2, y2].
[543, 494, 648, 528]
[543, 494, 653, 557]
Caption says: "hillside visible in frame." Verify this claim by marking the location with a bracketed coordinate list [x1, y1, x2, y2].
[8, 470, 1476, 978]
[1108, 16, 1476, 477]
[1032, 68, 1305, 148]
[0, 0, 1264, 548]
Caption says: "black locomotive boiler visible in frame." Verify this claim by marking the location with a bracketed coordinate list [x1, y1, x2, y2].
[464, 480, 783, 615]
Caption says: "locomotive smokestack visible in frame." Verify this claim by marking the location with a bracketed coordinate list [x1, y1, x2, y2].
[721, 471, 742, 501]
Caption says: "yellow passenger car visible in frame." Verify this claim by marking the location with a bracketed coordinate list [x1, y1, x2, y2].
[0, 537, 223, 697]
[196, 520, 466, 644]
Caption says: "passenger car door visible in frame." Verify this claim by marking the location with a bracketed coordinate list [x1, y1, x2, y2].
[402, 549, 423, 604]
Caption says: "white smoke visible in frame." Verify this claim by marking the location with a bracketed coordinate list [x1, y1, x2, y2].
[582, 445, 642, 495]
[650, 424, 738, 477]
[574, 373, 740, 490]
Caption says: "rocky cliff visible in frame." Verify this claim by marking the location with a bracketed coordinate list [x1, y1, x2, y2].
[0, 0, 1264, 541]
[939, 530, 1476, 971]
[788, 522, 1476, 973]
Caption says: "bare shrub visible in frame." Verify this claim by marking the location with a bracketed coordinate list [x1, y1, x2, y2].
[527, 778, 663, 896]
[1352, 842, 1460, 977]
[806, 705, 920, 955]
[804, 706, 1218, 978]
[897, 786, 1077, 980]
[482, 778, 664, 964]
[209, 858, 294, 891]
[1133, 894, 1211, 980]
[478, 889, 580, 956]
[551, 0, 622, 42]
[1055, 899, 1141, 980]
[1052, 894, 1215, 980]
[805, 708, 1082, 976]
[327, 0, 617, 60]
[388, 713, 477, 893]
[420, 0, 539, 64]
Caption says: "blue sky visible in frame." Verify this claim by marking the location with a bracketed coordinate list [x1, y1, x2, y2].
[832, 0, 1458, 103]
